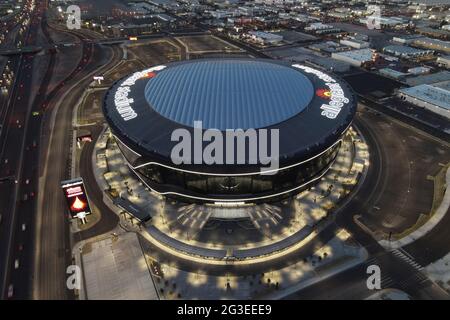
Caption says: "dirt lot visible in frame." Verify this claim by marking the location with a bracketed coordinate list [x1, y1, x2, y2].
[176, 35, 242, 53]
[128, 39, 180, 65]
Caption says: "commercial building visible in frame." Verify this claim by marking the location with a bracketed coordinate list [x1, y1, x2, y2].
[379, 68, 408, 80]
[383, 45, 434, 59]
[436, 55, 450, 68]
[340, 39, 370, 49]
[392, 35, 424, 44]
[416, 27, 449, 40]
[359, 16, 406, 28]
[247, 31, 283, 45]
[103, 59, 357, 203]
[331, 49, 375, 67]
[309, 41, 348, 54]
[305, 23, 341, 35]
[405, 71, 450, 86]
[407, 66, 431, 75]
[412, 37, 450, 54]
[398, 84, 450, 119]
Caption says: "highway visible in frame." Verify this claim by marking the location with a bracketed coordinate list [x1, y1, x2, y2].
[0, 0, 116, 299]
[0, 0, 48, 299]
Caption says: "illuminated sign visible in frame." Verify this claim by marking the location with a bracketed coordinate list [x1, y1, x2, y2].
[114, 65, 166, 122]
[129, 36, 138, 41]
[61, 178, 92, 219]
[77, 134, 93, 142]
[292, 65, 349, 119]
[93, 76, 104, 84]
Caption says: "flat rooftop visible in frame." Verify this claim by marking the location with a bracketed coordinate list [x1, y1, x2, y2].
[384, 45, 432, 55]
[332, 49, 373, 61]
[406, 71, 450, 86]
[399, 84, 450, 110]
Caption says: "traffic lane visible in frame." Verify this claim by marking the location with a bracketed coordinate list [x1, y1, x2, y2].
[34, 44, 117, 299]
[357, 111, 415, 233]
[355, 109, 446, 234]
[0, 57, 20, 124]
[0, 182, 15, 265]
[284, 264, 372, 300]
[335, 113, 385, 254]
[5, 8, 86, 299]
[0, 56, 37, 298]
[74, 124, 119, 242]
[285, 249, 449, 300]
[35, 113, 73, 300]
[404, 204, 450, 266]
[8, 108, 42, 299]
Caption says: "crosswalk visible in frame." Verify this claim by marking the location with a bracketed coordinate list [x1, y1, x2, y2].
[389, 248, 431, 291]
[390, 248, 424, 271]
[365, 249, 431, 292]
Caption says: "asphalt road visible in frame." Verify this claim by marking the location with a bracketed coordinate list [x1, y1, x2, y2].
[285, 106, 450, 300]
[0, 0, 50, 299]
[354, 107, 449, 235]
[1, 1, 113, 299]
[74, 124, 119, 242]
[33, 38, 122, 299]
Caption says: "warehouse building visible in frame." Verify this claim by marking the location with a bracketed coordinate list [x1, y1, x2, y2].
[383, 45, 434, 59]
[398, 84, 450, 119]
[331, 49, 375, 67]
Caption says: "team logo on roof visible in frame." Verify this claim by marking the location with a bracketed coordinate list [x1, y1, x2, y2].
[316, 88, 332, 99]
[142, 72, 157, 79]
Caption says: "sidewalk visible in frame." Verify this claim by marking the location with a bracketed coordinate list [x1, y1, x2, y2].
[74, 231, 159, 300]
[148, 233, 367, 300]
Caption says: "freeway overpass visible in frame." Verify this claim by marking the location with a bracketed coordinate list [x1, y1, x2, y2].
[0, 45, 43, 56]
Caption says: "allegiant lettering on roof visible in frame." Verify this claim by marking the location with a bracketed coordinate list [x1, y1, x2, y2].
[114, 65, 166, 121]
[292, 64, 349, 119]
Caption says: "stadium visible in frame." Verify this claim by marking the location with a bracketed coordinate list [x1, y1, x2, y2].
[103, 59, 357, 203]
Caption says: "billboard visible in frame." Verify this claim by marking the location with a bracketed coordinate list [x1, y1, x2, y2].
[61, 178, 92, 219]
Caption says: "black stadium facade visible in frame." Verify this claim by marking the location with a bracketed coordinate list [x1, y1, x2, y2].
[103, 59, 357, 203]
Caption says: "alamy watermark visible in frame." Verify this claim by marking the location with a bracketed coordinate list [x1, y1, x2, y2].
[66, 5, 81, 30]
[366, 264, 381, 290]
[66, 265, 81, 290]
[366, 5, 381, 30]
[170, 121, 280, 175]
